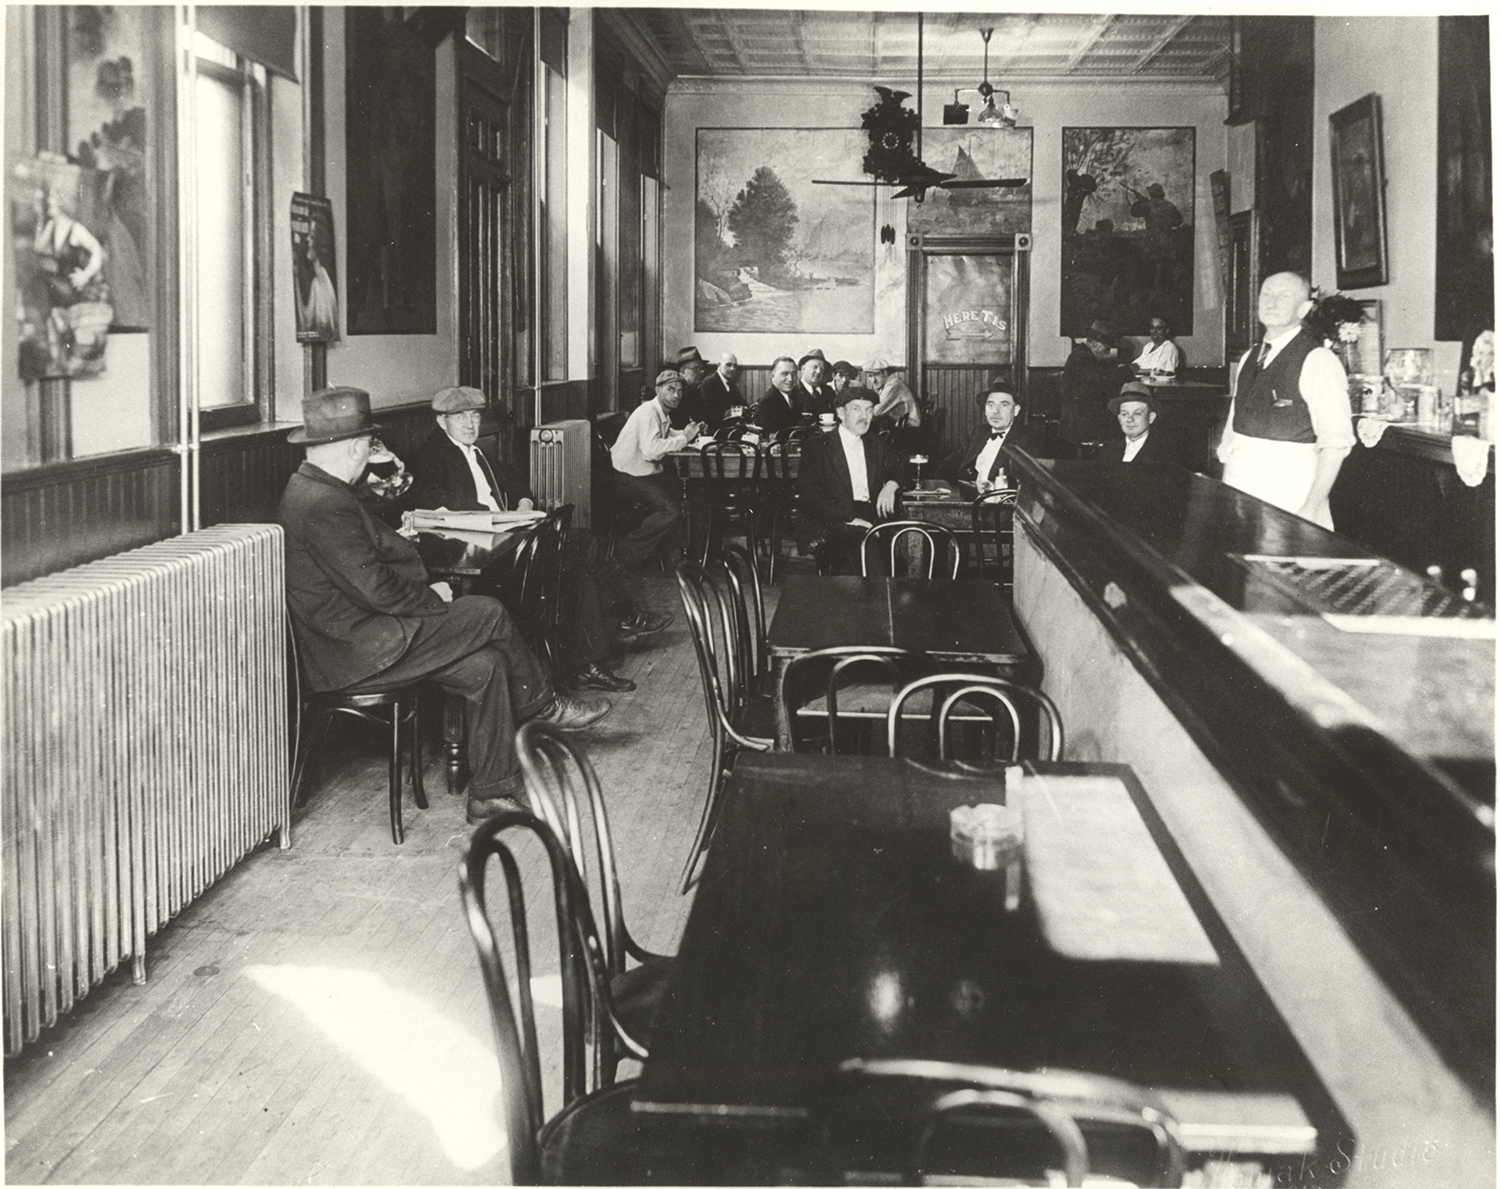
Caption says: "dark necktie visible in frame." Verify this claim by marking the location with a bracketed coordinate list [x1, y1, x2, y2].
[1257, 341, 1272, 367]
[474, 449, 506, 511]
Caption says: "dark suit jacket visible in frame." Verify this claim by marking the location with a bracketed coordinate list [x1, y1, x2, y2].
[796, 428, 910, 549]
[936, 423, 1045, 483]
[798, 380, 834, 418]
[699, 372, 741, 424]
[412, 428, 532, 512]
[1100, 430, 1179, 466]
[754, 386, 803, 434]
[1059, 342, 1133, 444]
[280, 461, 446, 691]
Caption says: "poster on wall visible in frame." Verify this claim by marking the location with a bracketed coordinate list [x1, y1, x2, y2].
[66, 4, 151, 332]
[1060, 126, 1195, 338]
[923, 254, 1013, 366]
[11, 155, 114, 380]
[292, 193, 341, 342]
[695, 128, 875, 335]
[905, 128, 1033, 237]
[344, 8, 436, 335]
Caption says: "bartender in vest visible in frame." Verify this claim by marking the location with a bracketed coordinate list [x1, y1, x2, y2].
[1217, 272, 1353, 529]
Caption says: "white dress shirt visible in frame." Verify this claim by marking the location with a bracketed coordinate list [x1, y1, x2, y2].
[1122, 433, 1149, 462]
[838, 426, 870, 503]
[1132, 340, 1182, 375]
[445, 432, 502, 511]
[974, 429, 1009, 484]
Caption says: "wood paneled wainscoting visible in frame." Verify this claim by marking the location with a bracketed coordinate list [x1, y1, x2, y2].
[1, 404, 496, 587]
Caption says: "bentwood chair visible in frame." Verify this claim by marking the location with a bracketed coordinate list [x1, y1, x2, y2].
[887, 673, 1065, 766]
[970, 488, 1021, 593]
[761, 437, 803, 583]
[778, 646, 919, 755]
[508, 505, 572, 686]
[717, 543, 770, 697]
[860, 521, 962, 579]
[515, 721, 674, 1080]
[676, 562, 775, 892]
[697, 439, 763, 567]
[288, 625, 428, 845]
[459, 809, 714, 1184]
[814, 1059, 1187, 1187]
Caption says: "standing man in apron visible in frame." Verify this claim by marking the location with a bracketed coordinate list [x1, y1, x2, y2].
[1219, 272, 1354, 529]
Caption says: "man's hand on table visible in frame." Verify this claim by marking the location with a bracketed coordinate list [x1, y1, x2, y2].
[876, 480, 900, 518]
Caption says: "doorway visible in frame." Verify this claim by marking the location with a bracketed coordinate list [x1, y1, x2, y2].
[906, 235, 1029, 461]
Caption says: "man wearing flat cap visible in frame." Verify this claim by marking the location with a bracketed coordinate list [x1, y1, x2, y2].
[796, 349, 834, 418]
[1059, 319, 1132, 457]
[279, 387, 610, 824]
[411, 386, 661, 692]
[864, 357, 923, 447]
[796, 384, 910, 574]
[1102, 382, 1178, 466]
[611, 369, 702, 571]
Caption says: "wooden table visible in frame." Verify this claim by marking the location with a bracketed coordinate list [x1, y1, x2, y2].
[766, 576, 1029, 748]
[634, 753, 1351, 1184]
[415, 523, 538, 791]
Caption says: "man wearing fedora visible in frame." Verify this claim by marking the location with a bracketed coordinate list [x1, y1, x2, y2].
[670, 346, 711, 430]
[1059, 319, 1133, 457]
[796, 384, 910, 575]
[796, 349, 833, 418]
[1102, 382, 1178, 466]
[280, 387, 610, 823]
[411, 386, 662, 692]
[935, 387, 1043, 488]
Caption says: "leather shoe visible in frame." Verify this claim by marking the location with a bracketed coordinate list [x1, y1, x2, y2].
[618, 610, 673, 643]
[573, 662, 636, 693]
[466, 794, 527, 825]
[530, 694, 611, 731]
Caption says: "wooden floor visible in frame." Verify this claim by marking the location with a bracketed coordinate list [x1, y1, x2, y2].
[4, 569, 765, 1185]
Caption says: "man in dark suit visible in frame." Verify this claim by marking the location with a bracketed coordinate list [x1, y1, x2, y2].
[670, 346, 712, 429]
[935, 387, 1044, 490]
[279, 387, 609, 824]
[698, 352, 743, 425]
[410, 386, 667, 692]
[796, 385, 910, 574]
[753, 355, 804, 434]
[1059, 319, 1133, 457]
[1102, 382, 1179, 466]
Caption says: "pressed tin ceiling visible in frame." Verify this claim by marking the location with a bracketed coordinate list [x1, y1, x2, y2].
[630, 10, 1232, 86]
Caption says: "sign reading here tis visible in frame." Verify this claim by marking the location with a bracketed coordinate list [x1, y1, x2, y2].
[942, 307, 1007, 341]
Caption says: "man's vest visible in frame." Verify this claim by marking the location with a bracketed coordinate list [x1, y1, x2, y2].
[1231, 329, 1321, 443]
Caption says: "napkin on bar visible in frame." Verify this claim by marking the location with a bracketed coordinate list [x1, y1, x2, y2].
[1356, 417, 1390, 449]
[1450, 434, 1493, 488]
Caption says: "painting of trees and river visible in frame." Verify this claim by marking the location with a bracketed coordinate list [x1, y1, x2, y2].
[696, 128, 874, 334]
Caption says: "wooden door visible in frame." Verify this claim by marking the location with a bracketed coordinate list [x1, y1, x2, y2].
[458, 44, 510, 408]
[906, 235, 1029, 461]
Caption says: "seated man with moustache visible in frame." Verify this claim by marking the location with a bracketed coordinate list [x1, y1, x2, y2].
[796, 384, 911, 575]
[697, 351, 743, 426]
[936, 387, 1045, 491]
[280, 387, 609, 825]
[411, 386, 668, 692]
[1102, 382, 1179, 466]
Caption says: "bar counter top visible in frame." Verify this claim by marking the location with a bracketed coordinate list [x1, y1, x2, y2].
[1009, 452, 1495, 1107]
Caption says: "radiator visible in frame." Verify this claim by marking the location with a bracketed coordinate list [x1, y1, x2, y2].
[529, 419, 592, 529]
[1, 524, 290, 1055]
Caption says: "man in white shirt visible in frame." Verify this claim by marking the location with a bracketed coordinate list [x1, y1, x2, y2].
[611, 370, 703, 571]
[795, 385, 909, 573]
[1132, 316, 1182, 377]
[1218, 273, 1353, 528]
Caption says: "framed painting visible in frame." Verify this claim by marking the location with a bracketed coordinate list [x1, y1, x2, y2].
[695, 128, 874, 335]
[1328, 94, 1389, 290]
[905, 127, 1032, 237]
[345, 8, 436, 335]
[1060, 126, 1195, 338]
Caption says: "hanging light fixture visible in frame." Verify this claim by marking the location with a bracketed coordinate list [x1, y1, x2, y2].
[971, 28, 1018, 128]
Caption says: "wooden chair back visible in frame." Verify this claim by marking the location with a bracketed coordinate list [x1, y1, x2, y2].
[887, 673, 1065, 764]
[861, 520, 961, 580]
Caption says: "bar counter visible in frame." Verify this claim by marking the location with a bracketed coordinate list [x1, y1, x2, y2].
[1008, 451, 1494, 1186]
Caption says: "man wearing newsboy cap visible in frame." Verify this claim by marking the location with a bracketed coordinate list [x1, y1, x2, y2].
[411, 386, 666, 689]
[610, 369, 703, 571]
[279, 387, 610, 823]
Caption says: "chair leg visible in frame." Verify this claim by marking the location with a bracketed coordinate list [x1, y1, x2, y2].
[388, 705, 405, 845]
[679, 734, 727, 894]
[408, 699, 428, 810]
[291, 706, 332, 809]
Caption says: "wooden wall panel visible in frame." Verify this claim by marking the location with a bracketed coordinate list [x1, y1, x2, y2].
[2, 452, 180, 587]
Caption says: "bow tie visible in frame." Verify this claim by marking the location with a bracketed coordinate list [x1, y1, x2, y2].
[988, 430, 1007, 441]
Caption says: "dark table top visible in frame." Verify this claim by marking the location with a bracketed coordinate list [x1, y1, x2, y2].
[413, 523, 533, 581]
[767, 576, 1028, 667]
[635, 753, 1347, 1169]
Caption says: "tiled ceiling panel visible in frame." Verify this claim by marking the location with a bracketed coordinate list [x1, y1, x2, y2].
[633, 10, 1231, 84]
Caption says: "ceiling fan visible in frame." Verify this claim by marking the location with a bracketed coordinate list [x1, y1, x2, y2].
[812, 14, 1028, 203]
